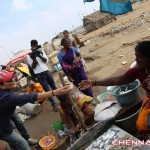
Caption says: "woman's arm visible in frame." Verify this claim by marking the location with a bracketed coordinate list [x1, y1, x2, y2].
[9, 86, 71, 106]
[79, 75, 131, 90]
[60, 63, 74, 82]
[36, 86, 71, 100]
[92, 75, 131, 86]
[72, 47, 82, 64]
[75, 53, 82, 63]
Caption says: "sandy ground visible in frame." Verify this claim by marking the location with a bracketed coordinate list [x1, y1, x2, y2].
[81, 0, 150, 81]
[0, 1, 150, 150]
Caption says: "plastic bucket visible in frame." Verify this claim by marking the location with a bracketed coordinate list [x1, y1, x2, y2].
[111, 80, 140, 106]
[39, 135, 55, 150]
[52, 120, 64, 131]
[115, 103, 142, 134]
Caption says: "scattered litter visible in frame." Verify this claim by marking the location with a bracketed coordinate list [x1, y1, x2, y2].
[89, 49, 94, 52]
[119, 55, 124, 58]
[96, 56, 101, 58]
[95, 11, 150, 39]
[121, 61, 127, 65]
[83, 56, 95, 61]
[83, 39, 91, 45]
[122, 42, 135, 47]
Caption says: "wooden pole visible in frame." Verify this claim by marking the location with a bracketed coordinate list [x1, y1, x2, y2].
[58, 71, 87, 132]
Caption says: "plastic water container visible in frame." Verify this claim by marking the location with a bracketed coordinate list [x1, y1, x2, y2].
[54, 63, 62, 71]
[111, 80, 140, 106]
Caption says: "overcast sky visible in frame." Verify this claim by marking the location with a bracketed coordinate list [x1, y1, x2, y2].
[0, 0, 100, 65]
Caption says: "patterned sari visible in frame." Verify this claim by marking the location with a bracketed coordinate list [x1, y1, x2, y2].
[136, 74, 150, 133]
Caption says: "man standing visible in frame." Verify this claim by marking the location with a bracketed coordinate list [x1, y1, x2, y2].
[26, 40, 58, 111]
[63, 30, 77, 48]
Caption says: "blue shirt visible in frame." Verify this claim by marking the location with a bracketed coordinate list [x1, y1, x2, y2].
[0, 89, 37, 137]
[57, 46, 80, 63]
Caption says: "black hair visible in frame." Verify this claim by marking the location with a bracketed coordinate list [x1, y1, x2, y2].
[31, 39, 38, 47]
[61, 38, 70, 46]
[135, 41, 150, 57]
[63, 30, 69, 34]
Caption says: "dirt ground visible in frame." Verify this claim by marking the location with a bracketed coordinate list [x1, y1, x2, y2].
[81, 0, 150, 80]
[0, 1, 149, 150]
[29, 1, 149, 149]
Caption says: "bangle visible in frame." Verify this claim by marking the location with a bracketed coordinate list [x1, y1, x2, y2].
[52, 90, 55, 96]
[91, 80, 94, 86]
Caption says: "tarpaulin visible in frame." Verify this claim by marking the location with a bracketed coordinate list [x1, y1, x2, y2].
[84, 0, 133, 15]
[17, 67, 31, 76]
[100, 0, 133, 15]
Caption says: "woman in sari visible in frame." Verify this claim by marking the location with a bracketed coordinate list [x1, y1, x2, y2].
[57, 38, 93, 97]
[79, 41, 150, 139]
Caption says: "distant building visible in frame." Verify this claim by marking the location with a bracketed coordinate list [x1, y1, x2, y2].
[83, 11, 115, 33]
[51, 32, 64, 51]
[43, 41, 56, 55]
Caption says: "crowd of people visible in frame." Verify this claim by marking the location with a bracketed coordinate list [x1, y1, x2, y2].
[0, 30, 93, 150]
[0, 28, 150, 149]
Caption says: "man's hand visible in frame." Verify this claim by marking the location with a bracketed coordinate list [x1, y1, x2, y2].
[33, 58, 38, 64]
[32, 58, 38, 69]
[37, 53, 47, 62]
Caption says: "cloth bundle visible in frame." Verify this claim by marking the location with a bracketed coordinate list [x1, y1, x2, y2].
[17, 103, 41, 116]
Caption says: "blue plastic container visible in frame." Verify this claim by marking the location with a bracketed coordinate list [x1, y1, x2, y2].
[54, 63, 62, 71]
[111, 80, 140, 106]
